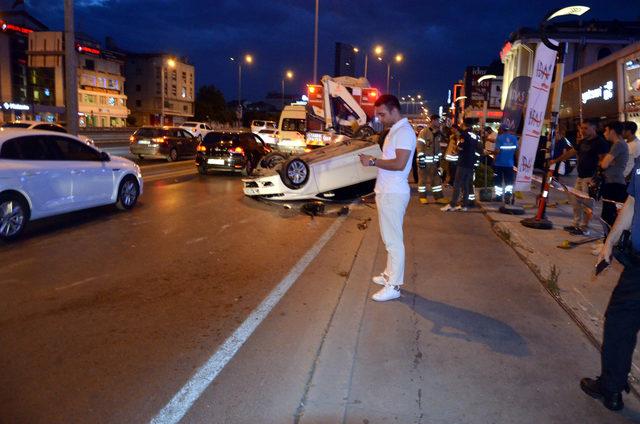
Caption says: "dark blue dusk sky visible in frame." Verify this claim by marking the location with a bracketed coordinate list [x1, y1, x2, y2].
[3, 0, 639, 108]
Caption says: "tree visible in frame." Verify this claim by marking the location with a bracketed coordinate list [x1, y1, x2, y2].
[194, 85, 233, 123]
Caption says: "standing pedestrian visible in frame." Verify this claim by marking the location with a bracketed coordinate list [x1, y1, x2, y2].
[492, 124, 519, 203]
[358, 94, 416, 302]
[551, 119, 610, 236]
[623, 121, 640, 180]
[600, 121, 629, 229]
[416, 115, 444, 204]
[441, 122, 480, 212]
[581, 165, 640, 411]
[443, 128, 460, 186]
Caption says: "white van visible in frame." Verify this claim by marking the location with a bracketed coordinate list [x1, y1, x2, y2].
[277, 106, 307, 152]
[250, 120, 277, 134]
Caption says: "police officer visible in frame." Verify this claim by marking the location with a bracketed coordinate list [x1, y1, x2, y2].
[416, 115, 444, 204]
[581, 164, 640, 411]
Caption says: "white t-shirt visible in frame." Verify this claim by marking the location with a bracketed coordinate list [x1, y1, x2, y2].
[624, 137, 640, 177]
[374, 118, 416, 194]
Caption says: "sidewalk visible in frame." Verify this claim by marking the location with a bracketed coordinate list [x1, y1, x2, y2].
[474, 177, 640, 392]
[296, 196, 640, 423]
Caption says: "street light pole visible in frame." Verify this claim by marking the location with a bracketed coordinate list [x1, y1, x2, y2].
[313, 0, 319, 83]
[64, 0, 78, 134]
[161, 65, 165, 126]
[364, 54, 368, 79]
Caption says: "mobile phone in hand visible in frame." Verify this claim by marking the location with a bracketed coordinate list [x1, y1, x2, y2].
[595, 259, 610, 276]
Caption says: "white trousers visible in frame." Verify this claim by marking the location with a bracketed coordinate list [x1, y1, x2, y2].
[376, 192, 410, 286]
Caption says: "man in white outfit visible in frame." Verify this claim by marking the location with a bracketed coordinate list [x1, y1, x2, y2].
[359, 94, 416, 302]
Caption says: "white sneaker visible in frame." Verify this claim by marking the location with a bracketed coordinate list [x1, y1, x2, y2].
[372, 285, 401, 302]
[441, 204, 453, 212]
[372, 274, 388, 286]
[452, 205, 467, 212]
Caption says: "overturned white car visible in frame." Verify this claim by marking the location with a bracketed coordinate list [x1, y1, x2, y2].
[242, 138, 382, 201]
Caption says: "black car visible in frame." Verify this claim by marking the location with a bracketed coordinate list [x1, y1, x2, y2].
[196, 131, 271, 176]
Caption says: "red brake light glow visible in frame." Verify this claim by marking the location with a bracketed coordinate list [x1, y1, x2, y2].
[229, 146, 244, 155]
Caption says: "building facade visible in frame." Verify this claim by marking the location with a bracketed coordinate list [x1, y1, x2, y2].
[557, 41, 640, 131]
[500, 20, 640, 110]
[28, 32, 129, 127]
[125, 54, 194, 126]
[0, 10, 48, 123]
[334, 42, 356, 78]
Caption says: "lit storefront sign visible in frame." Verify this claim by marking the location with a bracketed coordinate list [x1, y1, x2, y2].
[581, 80, 614, 104]
[2, 102, 30, 111]
[0, 21, 33, 35]
[77, 44, 101, 55]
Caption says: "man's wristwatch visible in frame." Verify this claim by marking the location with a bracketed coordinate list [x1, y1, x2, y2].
[369, 157, 377, 167]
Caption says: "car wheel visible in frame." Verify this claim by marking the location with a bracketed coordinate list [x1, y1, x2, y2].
[260, 151, 288, 169]
[241, 156, 254, 177]
[167, 148, 178, 162]
[198, 164, 208, 175]
[116, 176, 140, 210]
[0, 193, 29, 242]
[354, 125, 375, 139]
[282, 158, 310, 190]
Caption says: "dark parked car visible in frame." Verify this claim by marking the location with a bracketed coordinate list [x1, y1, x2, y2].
[129, 126, 198, 161]
[196, 131, 271, 176]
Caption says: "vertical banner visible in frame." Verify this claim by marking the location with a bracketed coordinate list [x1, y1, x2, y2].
[500, 76, 531, 133]
[514, 43, 557, 191]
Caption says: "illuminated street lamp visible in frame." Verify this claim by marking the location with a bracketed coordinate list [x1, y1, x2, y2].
[384, 53, 403, 93]
[161, 56, 176, 126]
[354, 44, 384, 79]
[230, 54, 253, 123]
[281, 70, 294, 108]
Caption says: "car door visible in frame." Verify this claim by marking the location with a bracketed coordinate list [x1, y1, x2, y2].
[2, 135, 75, 216]
[180, 129, 197, 155]
[48, 135, 114, 207]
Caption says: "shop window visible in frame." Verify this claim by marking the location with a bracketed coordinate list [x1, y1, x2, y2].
[183, 105, 188, 112]
[85, 60, 95, 71]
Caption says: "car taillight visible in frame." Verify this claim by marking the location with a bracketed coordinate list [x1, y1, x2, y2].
[153, 137, 166, 143]
[229, 146, 244, 155]
[197, 144, 207, 152]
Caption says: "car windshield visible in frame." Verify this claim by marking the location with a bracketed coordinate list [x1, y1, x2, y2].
[181, 123, 197, 127]
[266, 122, 277, 128]
[252, 121, 265, 127]
[203, 133, 239, 144]
[134, 128, 164, 137]
[1, 123, 31, 128]
[281, 118, 306, 132]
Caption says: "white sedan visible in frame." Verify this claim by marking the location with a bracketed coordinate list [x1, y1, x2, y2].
[0, 130, 143, 241]
[242, 138, 381, 201]
[1, 120, 96, 145]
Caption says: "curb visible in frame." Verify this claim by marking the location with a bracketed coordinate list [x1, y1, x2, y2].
[477, 200, 640, 397]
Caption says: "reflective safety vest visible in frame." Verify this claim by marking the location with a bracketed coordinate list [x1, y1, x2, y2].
[417, 127, 442, 166]
[444, 135, 459, 162]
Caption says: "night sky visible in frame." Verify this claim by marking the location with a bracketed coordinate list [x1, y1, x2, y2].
[3, 0, 638, 109]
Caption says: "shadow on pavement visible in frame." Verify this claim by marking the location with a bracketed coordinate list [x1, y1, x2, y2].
[400, 290, 531, 358]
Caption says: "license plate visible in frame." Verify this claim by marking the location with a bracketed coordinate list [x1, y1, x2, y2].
[207, 158, 225, 165]
[138, 140, 150, 144]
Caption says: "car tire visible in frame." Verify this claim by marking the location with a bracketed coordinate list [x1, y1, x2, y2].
[0, 192, 29, 242]
[260, 151, 288, 169]
[115, 176, 140, 211]
[167, 148, 178, 162]
[282, 158, 310, 190]
[354, 125, 375, 139]
[241, 155, 254, 177]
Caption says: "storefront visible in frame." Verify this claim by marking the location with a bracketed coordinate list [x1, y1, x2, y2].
[558, 41, 640, 133]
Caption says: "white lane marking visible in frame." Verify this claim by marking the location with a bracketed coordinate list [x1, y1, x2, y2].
[150, 216, 347, 424]
[55, 276, 99, 291]
[218, 224, 231, 233]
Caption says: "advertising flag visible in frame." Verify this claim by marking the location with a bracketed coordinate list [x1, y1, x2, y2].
[514, 42, 557, 191]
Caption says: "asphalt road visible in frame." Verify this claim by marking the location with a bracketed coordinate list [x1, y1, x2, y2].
[1, 165, 639, 423]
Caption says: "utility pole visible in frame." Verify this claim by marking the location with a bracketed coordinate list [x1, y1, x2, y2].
[313, 0, 319, 83]
[64, 0, 78, 134]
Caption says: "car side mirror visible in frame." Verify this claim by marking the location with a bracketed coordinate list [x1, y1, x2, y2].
[100, 151, 111, 162]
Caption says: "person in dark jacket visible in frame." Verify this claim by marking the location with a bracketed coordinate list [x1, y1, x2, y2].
[441, 122, 479, 212]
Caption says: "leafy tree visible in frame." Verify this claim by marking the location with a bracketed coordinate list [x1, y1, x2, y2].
[194, 85, 233, 123]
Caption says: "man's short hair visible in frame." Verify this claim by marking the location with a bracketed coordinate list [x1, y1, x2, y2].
[374, 94, 401, 112]
[583, 118, 599, 128]
[605, 121, 624, 136]
[430, 114, 440, 121]
[624, 121, 638, 135]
